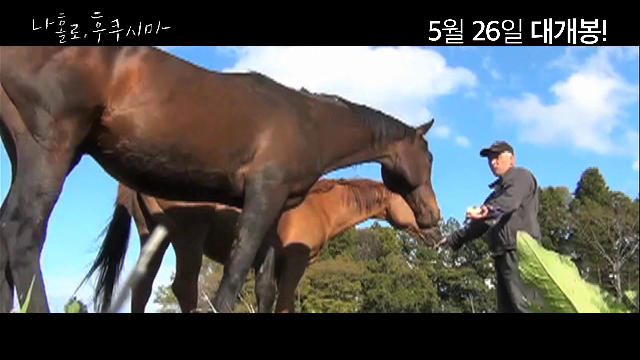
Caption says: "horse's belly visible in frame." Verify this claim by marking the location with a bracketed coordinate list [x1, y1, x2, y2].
[87, 124, 244, 206]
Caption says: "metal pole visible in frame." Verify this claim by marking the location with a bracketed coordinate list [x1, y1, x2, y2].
[106, 224, 169, 313]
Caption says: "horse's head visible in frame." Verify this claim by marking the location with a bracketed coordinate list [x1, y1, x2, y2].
[380, 118, 441, 240]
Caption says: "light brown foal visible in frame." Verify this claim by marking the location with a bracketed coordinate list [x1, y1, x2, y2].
[84, 177, 432, 313]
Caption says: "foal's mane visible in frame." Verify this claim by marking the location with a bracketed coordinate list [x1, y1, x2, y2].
[309, 178, 392, 214]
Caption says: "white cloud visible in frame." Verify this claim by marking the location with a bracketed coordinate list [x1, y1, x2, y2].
[430, 125, 469, 148]
[634, 160, 639, 172]
[492, 47, 639, 163]
[424, 123, 471, 149]
[455, 135, 471, 147]
[433, 125, 452, 138]
[483, 56, 503, 80]
[464, 91, 478, 98]
[219, 46, 477, 140]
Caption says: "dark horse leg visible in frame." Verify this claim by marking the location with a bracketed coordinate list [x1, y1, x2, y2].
[212, 168, 290, 313]
[0, 87, 85, 312]
[170, 223, 206, 313]
[254, 244, 277, 313]
[274, 243, 310, 313]
[0, 184, 17, 312]
[0, 144, 81, 312]
[0, 147, 15, 313]
[0, 88, 19, 312]
[0, 197, 15, 312]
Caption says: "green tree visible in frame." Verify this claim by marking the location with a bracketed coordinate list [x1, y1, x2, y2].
[571, 190, 639, 301]
[319, 227, 358, 261]
[153, 273, 180, 313]
[297, 257, 365, 313]
[352, 223, 398, 261]
[358, 223, 439, 313]
[568, 167, 639, 305]
[569, 167, 611, 283]
[428, 217, 496, 313]
[538, 186, 573, 254]
[573, 167, 611, 208]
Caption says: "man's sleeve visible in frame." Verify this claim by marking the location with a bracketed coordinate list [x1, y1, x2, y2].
[485, 169, 534, 215]
[447, 219, 490, 251]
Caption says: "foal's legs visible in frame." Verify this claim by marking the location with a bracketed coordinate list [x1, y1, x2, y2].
[171, 223, 206, 313]
[212, 170, 289, 313]
[274, 243, 310, 313]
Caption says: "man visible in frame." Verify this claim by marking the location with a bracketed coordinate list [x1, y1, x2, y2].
[435, 141, 541, 313]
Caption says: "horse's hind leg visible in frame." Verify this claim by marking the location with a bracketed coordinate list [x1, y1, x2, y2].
[254, 244, 277, 313]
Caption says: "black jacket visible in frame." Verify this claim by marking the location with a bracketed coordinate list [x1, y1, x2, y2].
[446, 166, 541, 257]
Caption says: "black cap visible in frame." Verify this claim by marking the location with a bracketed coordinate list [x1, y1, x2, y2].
[480, 141, 514, 157]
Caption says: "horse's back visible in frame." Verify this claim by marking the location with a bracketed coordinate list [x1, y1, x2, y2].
[1, 46, 350, 206]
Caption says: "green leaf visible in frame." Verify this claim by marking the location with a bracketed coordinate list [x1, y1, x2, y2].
[66, 301, 81, 313]
[516, 231, 630, 313]
[19, 276, 36, 313]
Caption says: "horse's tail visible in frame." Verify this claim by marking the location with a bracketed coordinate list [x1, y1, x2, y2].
[78, 198, 133, 313]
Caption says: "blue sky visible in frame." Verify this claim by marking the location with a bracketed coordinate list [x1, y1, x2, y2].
[1, 46, 638, 313]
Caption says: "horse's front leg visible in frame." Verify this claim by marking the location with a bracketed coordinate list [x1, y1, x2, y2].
[211, 168, 289, 313]
[0, 135, 82, 313]
[0, 87, 86, 312]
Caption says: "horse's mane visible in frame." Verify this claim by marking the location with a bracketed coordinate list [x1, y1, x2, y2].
[309, 177, 392, 213]
[299, 88, 415, 145]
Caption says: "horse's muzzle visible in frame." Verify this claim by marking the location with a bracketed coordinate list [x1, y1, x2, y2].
[418, 226, 442, 246]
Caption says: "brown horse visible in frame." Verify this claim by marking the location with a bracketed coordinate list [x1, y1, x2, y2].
[79, 177, 431, 313]
[0, 46, 441, 313]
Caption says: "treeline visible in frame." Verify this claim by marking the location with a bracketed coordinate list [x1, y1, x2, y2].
[153, 167, 638, 313]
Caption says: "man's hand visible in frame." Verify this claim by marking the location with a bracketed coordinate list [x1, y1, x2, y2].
[467, 204, 489, 220]
[434, 236, 449, 249]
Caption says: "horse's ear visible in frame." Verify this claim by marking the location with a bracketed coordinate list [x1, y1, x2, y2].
[415, 118, 435, 138]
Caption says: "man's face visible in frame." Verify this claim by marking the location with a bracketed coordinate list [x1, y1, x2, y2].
[488, 151, 513, 176]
